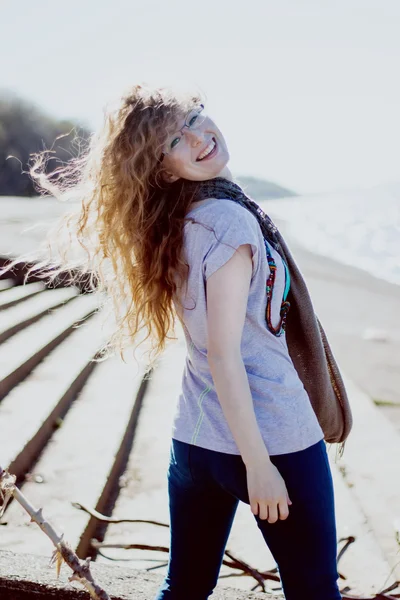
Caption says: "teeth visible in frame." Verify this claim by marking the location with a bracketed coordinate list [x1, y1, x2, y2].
[198, 139, 216, 160]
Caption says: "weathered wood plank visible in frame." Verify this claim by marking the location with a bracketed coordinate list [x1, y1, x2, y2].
[0, 349, 148, 559]
[0, 287, 77, 343]
[95, 335, 184, 570]
[0, 311, 109, 482]
[0, 281, 45, 310]
[0, 292, 100, 401]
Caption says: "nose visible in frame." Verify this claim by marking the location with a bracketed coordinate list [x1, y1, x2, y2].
[185, 128, 204, 145]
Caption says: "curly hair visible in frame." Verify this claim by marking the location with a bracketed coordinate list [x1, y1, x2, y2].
[0, 83, 207, 371]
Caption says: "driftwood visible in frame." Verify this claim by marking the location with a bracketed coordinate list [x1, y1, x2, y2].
[0, 465, 111, 600]
[74, 502, 400, 599]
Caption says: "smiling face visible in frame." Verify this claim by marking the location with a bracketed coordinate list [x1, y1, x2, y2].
[160, 105, 230, 183]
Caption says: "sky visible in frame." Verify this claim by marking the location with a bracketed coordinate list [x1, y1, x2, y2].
[1, 0, 399, 195]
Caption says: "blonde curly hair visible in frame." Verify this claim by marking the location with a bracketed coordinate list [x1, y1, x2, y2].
[0, 83, 206, 370]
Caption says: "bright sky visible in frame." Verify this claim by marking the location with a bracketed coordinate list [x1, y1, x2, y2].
[1, 0, 399, 194]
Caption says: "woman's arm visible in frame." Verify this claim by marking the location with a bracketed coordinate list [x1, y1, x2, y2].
[206, 243, 292, 522]
[206, 243, 270, 466]
[208, 352, 270, 466]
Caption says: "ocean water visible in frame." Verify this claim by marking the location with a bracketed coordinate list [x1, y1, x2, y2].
[260, 183, 400, 287]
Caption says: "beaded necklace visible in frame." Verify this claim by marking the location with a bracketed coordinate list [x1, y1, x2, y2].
[263, 238, 291, 336]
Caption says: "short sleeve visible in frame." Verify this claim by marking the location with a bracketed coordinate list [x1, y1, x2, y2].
[202, 204, 260, 282]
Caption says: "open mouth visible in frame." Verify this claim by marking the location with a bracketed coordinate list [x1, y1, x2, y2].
[196, 137, 218, 161]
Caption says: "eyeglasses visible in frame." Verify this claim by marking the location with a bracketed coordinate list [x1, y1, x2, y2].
[160, 104, 206, 160]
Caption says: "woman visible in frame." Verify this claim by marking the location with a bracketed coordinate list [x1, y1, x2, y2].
[1, 84, 345, 600]
[151, 92, 344, 600]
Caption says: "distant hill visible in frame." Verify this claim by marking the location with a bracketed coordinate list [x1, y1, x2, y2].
[236, 175, 297, 200]
[0, 89, 90, 197]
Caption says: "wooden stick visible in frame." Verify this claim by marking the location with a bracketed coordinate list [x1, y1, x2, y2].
[0, 466, 111, 600]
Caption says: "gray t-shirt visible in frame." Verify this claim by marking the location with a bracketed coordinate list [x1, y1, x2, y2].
[172, 198, 324, 456]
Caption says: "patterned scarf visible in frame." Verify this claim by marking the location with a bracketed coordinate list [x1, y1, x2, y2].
[178, 176, 353, 454]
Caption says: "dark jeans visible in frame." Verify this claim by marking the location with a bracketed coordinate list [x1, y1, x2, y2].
[154, 438, 342, 600]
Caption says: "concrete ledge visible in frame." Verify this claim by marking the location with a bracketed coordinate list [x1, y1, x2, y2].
[0, 550, 275, 599]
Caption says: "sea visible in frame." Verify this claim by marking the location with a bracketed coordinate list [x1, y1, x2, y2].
[259, 182, 400, 287]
